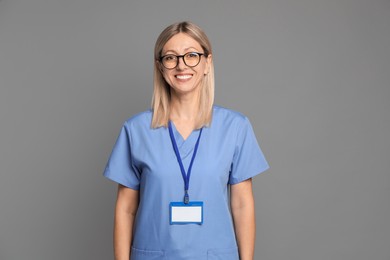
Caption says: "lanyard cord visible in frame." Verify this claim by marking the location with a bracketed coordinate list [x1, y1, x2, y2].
[168, 121, 203, 204]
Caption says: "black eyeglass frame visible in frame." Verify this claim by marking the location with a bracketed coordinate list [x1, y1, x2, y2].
[159, 52, 205, 69]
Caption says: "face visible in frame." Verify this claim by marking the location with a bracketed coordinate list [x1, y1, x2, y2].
[159, 33, 211, 96]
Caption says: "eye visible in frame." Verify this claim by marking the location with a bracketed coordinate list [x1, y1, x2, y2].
[163, 55, 176, 61]
[186, 52, 199, 58]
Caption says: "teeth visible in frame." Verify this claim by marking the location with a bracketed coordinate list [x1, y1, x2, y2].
[176, 75, 192, 79]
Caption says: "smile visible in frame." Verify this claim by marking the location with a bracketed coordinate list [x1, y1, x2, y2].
[175, 74, 193, 79]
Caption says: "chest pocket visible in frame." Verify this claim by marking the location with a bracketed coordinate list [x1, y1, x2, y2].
[207, 247, 239, 260]
[130, 247, 165, 260]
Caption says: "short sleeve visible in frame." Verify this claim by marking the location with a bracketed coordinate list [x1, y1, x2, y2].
[229, 117, 269, 184]
[103, 122, 140, 190]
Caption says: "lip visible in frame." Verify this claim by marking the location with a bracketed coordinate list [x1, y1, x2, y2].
[175, 74, 193, 80]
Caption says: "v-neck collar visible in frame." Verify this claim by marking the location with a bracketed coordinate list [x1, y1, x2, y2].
[169, 122, 202, 160]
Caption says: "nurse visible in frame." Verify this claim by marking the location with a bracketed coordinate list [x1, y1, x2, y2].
[104, 21, 269, 260]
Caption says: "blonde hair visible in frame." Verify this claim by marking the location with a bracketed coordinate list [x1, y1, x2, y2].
[151, 21, 215, 129]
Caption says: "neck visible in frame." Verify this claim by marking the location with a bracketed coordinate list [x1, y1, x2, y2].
[170, 91, 200, 121]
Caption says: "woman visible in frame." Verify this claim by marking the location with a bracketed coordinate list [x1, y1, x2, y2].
[104, 21, 269, 260]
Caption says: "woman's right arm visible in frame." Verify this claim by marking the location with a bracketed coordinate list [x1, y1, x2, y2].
[114, 184, 139, 260]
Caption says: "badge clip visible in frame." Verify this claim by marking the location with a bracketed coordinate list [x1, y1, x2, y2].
[184, 190, 189, 204]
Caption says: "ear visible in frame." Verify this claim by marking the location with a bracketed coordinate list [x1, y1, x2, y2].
[204, 54, 212, 75]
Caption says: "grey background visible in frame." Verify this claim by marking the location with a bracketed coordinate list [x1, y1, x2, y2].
[0, 0, 389, 259]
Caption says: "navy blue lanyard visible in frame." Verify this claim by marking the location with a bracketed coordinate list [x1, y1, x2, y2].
[168, 121, 203, 204]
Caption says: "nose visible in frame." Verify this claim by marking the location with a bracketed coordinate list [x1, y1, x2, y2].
[176, 56, 187, 70]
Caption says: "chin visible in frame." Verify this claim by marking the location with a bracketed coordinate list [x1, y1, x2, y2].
[171, 84, 200, 95]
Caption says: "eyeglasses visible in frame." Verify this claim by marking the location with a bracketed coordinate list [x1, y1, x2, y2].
[159, 52, 204, 69]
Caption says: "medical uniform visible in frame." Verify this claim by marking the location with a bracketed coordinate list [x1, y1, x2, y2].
[104, 105, 269, 260]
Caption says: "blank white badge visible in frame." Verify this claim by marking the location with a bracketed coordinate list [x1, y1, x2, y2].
[169, 201, 203, 225]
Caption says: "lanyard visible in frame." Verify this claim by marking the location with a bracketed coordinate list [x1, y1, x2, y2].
[168, 121, 203, 204]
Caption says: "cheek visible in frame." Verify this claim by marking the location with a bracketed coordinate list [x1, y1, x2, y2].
[162, 72, 174, 86]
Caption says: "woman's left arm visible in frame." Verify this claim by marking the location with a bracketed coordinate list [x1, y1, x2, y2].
[231, 178, 256, 260]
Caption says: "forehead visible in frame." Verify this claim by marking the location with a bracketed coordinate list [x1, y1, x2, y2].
[162, 33, 203, 54]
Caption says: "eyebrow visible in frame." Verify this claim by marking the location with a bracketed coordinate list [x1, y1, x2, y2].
[162, 47, 200, 55]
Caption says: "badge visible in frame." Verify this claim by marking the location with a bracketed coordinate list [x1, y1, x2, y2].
[169, 201, 203, 225]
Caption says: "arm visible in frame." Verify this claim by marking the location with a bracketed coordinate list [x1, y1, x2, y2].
[231, 178, 256, 260]
[114, 184, 139, 260]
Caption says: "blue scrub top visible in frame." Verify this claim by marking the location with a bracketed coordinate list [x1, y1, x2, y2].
[104, 106, 269, 260]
